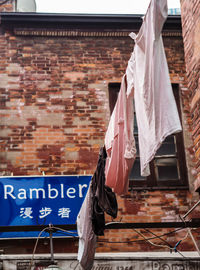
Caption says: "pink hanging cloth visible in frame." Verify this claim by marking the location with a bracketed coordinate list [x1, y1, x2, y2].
[105, 75, 136, 195]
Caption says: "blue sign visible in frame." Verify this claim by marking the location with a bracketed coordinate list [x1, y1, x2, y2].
[0, 175, 91, 238]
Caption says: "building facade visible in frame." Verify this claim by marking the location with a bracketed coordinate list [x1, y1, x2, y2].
[0, 0, 200, 261]
[180, 0, 200, 192]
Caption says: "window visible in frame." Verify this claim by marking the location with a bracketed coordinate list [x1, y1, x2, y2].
[108, 82, 188, 190]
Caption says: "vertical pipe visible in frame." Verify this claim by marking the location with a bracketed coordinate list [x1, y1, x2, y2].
[49, 229, 54, 264]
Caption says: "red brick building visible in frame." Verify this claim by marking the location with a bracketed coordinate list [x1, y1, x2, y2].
[180, 0, 200, 192]
[0, 0, 199, 260]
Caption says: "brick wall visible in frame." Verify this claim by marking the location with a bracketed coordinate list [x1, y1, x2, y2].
[0, 24, 200, 253]
[0, 33, 131, 176]
[0, 33, 190, 177]
[180, 0, 200, 191]
[99, 190, 199, 253]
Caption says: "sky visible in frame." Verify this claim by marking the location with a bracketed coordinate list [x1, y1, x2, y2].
[35, 0, 180, 14]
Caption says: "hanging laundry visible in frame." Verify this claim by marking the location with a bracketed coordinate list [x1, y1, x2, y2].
[91, 146, 118, 235]
[105, 75, 136, 195]
[128, 0, 182, 176]
[77, 147, 118, 269]
[77, 183, 96, 270]
[104, 0, 182, 193]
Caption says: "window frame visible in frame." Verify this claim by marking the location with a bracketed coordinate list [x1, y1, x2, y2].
[108, 82, 188, 191]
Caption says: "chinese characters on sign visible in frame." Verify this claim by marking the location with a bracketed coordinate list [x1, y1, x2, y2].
[0, 175, 91, 238]
[19, 207, 71, 219]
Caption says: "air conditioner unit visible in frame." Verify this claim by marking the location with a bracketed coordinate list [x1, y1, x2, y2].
[16, 0, 36, 12]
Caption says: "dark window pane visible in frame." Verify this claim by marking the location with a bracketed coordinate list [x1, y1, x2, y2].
[155, 158, 179, 180]
[129, 158, 146, 180]
[155, 136, 176, 156]
[134, 113, 138, 134]
[108, 83, 120, 115]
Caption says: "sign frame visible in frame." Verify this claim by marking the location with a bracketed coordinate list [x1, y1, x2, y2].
[0, 175, 91, 239]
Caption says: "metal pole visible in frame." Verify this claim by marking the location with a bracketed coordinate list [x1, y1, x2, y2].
[183, 199, 200, 219]
[180, 201, 200, 256]
[49, 229, 54, 264]
[187, 228, 200, 256]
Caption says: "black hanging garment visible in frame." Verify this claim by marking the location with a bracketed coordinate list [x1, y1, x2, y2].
[91, 146, 118, 236]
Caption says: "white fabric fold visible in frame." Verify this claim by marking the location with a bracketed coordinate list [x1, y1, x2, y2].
[127, 0, 182, 176]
